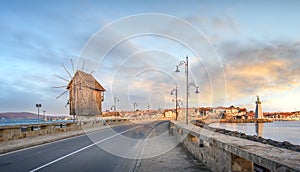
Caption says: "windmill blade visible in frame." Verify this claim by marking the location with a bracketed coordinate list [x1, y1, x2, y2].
[81, 61, 85, 71]
[71, 59, 75, 74]
[65, 99, 70, 108]
[54, 74, 69, 82]
[61, 63, 72, 79]
[56, 90, 68, 99]
[52, 85, 67, 88]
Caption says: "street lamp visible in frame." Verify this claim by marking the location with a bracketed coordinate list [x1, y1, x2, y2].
[177, 99, 183, 108]
[175, 56, 189, 124]
[35, 104, 41, 119]
[113, 97, 119, 111]
[189, 82, 200, 94]
[110, 105, 116, 111]
[134, 102, 138, 111]
[171, 87, 178, 121]
[43, 110, 46, 120]
[175, 56, 199, 124]
[175, 99, 183, 120]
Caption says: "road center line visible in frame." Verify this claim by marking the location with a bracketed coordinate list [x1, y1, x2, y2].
[30, 124, 143, 172]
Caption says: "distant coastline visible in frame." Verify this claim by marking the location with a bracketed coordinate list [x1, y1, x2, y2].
[197, 117, 300, 124]
[0, 112, 68, 120]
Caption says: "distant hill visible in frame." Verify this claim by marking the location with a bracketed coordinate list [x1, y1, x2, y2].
[0, 112, 68, 119]
[0, 112, 38, 119]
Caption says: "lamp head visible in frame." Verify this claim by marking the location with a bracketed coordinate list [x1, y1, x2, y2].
[195, 88, 200, 94]
[175, 66, 180, 72]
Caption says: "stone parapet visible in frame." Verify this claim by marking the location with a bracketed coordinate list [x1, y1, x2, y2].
[171, 121, 300, 172]
[0, 119, 128, 142]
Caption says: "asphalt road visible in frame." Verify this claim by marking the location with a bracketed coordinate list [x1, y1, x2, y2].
[0, 121, 170, 172]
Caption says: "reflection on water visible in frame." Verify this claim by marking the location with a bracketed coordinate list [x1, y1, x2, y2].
[255, 123, 264, 137]
[209, 120, 300, 145]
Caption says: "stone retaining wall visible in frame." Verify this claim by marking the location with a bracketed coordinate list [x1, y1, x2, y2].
[0, 119, 128, 142]
[171, 121, 300, 172]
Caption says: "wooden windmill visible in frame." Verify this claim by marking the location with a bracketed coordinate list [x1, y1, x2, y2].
[54, 59, 105, 118]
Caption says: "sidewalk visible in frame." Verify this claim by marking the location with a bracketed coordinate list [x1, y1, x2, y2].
[134, 127, 210, 172]
[138, 144, 210, 172]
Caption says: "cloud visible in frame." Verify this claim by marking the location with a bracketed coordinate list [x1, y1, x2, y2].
[221, 41, 300, 110]
[185, 15, 239, 37]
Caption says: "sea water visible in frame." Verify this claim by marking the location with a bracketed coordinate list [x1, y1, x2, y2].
[209, 120, 300, 145]
[0, 118, 73, 126]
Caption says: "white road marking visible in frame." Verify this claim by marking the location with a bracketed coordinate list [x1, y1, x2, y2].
[29, 125, 143, 172]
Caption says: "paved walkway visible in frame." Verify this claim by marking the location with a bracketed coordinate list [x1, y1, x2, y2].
[133, 124, 210, 172]
[138, 143, 210, 172]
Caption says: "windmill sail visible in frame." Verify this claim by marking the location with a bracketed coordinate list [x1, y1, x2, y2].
[54, 74, 69, 82]
[56, 90, 68, 99]
[61, 63, 72, 78]
[71, 59, 75, 74]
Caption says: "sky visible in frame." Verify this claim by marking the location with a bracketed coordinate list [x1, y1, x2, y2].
[1, 0, 300, 115]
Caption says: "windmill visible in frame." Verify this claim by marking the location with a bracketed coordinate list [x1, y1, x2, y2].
[53, 59, 105, 120]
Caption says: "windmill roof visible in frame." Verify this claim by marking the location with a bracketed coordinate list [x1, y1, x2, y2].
[67, 70, 105, 91]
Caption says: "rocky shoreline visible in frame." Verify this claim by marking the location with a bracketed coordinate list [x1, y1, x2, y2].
[192, 120, 300, 152]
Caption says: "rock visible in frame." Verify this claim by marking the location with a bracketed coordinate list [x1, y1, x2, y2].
[195, 124, 300, 153]
[282, 141, 293, 147]
[257, 136, 265, 143]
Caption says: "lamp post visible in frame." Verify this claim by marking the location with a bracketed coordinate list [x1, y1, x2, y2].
[175, 56, 189, 124]
[171, 87, 178, 121]
[35, 104, 41, 119]
[113, 97, 119, 111]
[176, 99, 183, 120]
[134, 102, 138, 111]
[175, 56, 200, 124]
[177, 99, 183, 108]
[43, 110, 46, 120]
